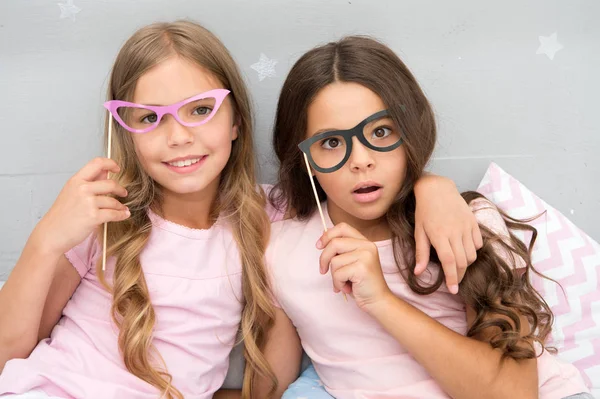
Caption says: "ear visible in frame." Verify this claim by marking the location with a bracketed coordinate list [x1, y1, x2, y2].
[231, 113, 241, 141]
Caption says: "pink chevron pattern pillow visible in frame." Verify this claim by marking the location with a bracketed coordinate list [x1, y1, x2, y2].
[477, 162, 600, 394]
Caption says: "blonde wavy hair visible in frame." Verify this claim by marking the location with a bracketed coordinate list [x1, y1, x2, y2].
[96, 21, 276, 398]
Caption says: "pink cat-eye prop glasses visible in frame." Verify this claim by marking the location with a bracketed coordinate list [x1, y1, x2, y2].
[103, 89, 231, 134]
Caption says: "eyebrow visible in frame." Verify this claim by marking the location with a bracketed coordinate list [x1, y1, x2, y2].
[134, 92, 216, 107]
[312, 127, 338, 136]
[310, 115, 393, 137]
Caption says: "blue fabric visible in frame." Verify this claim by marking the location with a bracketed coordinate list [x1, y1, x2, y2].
[282, 365, 333, 399]
[281, 365, 594, 399]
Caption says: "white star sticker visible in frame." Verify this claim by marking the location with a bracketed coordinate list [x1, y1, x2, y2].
[250, 53, 278, 81]
[536, 32, 564, 60]
[58, 0, 81, 21]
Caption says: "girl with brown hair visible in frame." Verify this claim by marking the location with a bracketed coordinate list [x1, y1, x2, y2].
[257, 36, 590, 399]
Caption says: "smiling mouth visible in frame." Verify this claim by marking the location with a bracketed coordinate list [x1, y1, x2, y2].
[165, 157, 205, 168]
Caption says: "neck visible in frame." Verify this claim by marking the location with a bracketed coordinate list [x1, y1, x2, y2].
[326, 201, 391, 242]
[156, 176, 221, 230]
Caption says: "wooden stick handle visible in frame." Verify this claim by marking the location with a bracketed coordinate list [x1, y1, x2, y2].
[102, 113, 114, 272]
[302, 153, 347, 302]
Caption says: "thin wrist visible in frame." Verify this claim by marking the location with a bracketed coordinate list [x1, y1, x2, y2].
[28, 226, 65, 260]
[414, 174, 454, 194]
[364, 290, 399, 319]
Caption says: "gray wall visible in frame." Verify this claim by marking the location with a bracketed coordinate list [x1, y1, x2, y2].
[0, 0, 598, 279]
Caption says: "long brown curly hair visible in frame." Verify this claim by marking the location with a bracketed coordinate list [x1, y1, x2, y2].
[96, 21, 275, 398]
[270, 35, 554, 361]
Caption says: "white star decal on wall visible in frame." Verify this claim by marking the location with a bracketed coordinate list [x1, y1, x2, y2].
[58, 0, 81, 21]
[536, 32, 564, 60]
[250, 53, 278, 81]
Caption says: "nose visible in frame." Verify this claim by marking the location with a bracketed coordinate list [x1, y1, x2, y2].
[348, 136, 375, 172]
[165, 115, 194, 147]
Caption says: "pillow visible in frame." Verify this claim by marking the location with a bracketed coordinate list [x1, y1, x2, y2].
[477, 162, 600, 396]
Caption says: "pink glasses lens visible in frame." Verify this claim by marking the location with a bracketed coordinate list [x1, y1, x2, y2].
[116, 96, 218, 132]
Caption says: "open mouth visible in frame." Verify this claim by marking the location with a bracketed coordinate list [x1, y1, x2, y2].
[353, 186, 381, 194]
[351, 182, 383, 203]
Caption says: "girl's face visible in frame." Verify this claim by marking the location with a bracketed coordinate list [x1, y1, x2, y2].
[130, 56, 238, 199]
[306, 82, 407, 223]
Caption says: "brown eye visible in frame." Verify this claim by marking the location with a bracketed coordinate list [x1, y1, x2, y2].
[321, 137, 342, 149]
[372, 127, 391, 139]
